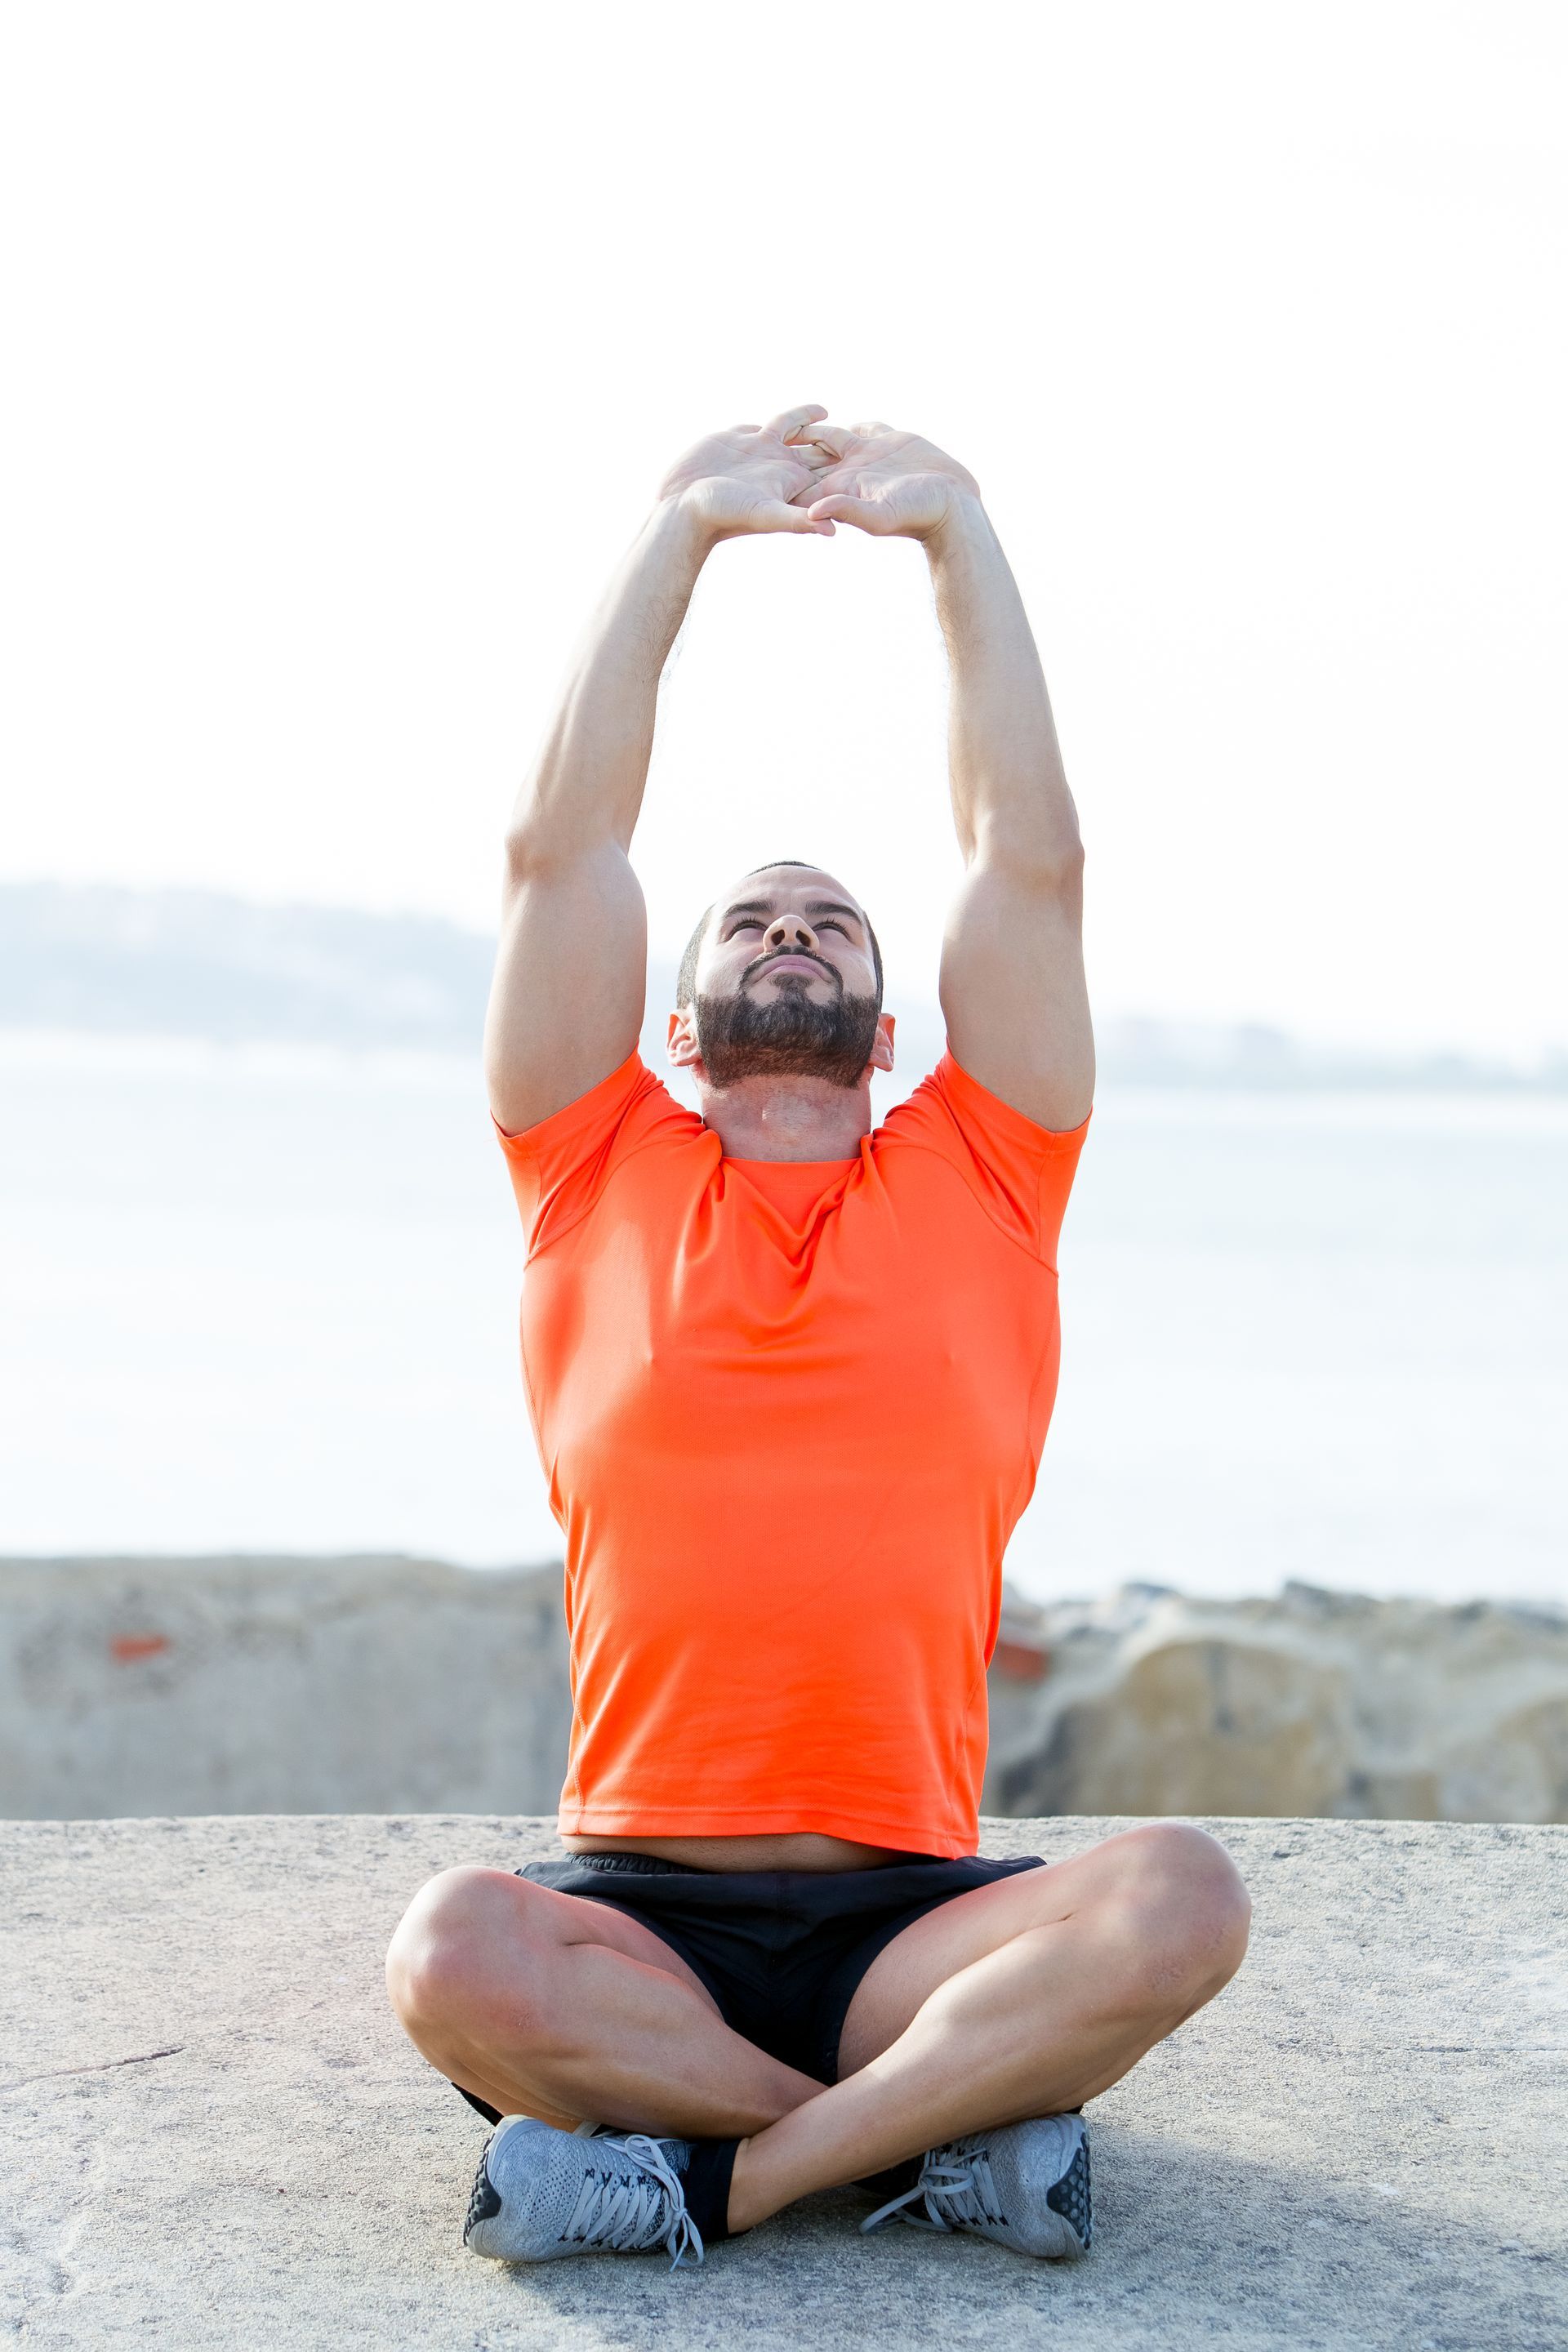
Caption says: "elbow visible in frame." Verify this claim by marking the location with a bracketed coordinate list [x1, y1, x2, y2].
[499, 824, 637, 924]
[501, 819, 559, 892]
[977, 817, 1085, 900]
[1045, 831, 1086, 896]
[501, 813, 630, 896]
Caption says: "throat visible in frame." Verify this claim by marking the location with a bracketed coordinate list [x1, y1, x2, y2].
[700, 1074, 871, 1163]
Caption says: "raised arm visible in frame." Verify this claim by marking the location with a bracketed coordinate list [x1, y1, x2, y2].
[805, 427, 1093, 1130]
[484, 408, 837, 1134]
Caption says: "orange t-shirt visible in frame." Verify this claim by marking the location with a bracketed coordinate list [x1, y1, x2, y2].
[498, 1050, 1088, 1860]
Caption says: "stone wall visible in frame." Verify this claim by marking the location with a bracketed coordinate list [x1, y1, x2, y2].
[0, 1556, 571, 1819]
[2, 1556, 1565, 1823]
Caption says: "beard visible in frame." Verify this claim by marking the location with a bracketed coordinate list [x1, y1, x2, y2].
[695, 975, 881, 1091]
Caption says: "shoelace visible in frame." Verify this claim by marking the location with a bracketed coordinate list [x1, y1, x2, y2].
[861, 2144, 1004, 2236]
[558, 2133, 706, 2270]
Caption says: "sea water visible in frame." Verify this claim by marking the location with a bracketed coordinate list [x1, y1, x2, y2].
[2, 1034, 1563, 1606]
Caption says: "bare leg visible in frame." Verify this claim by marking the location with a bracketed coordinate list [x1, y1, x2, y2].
[385, 1865, 822, 2137]
[727, 1823, 1251, 2233]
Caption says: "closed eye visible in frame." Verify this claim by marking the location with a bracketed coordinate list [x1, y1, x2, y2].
[717, 902, 860, 944]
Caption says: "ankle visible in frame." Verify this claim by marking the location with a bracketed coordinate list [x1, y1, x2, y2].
[724, 2133, 761, 2235]
[681, 2134, 742, 2246]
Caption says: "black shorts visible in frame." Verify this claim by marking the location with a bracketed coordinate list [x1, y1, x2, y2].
[453, 1848, 1046, 2126]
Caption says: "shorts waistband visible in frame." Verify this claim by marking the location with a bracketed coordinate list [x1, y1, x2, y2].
[539, 1847, 960, 1883]
[556, 1851, 706, 1878]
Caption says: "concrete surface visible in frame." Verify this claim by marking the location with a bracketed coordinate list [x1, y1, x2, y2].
[2, 1815, 1564, 2351]
[0, 1557, 571, 1817]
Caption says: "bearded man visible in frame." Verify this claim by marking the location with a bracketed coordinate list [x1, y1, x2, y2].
[385, 406, 1250, 2269]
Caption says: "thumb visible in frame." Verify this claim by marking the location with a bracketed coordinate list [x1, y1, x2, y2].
[805, 494, 897, 536]
[746, 499, 835, 537]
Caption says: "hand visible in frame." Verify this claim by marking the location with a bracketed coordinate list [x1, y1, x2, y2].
[658, 405, 840, 541]
[795, 420, 982, 541]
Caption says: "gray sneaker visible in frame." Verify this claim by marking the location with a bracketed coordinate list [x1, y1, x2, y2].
[860, 2114, 1090, 2259]
[464, 2114, 705, 2267]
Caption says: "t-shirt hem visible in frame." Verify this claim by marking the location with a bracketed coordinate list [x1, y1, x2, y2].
[556, 1803, 975, 1862]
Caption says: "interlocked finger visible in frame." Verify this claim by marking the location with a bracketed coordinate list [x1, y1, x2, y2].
[764, 403, 830, 445]
[792, 424, 853, 462]
[788, 461, 853, 504]
[787, 447, 840, 483]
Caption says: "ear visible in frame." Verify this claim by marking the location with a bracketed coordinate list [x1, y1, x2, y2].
[667, 1008, 703, 1071]
[871, 1012, 896, 1073]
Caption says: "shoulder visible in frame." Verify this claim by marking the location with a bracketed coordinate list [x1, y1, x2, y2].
[876, 1049, 1090, 1166]
[497, 1054, 706, 1254]
[873, 1050, 1090, 1263]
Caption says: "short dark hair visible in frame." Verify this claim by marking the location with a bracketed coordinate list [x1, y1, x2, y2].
[675, 863, 883, 1009]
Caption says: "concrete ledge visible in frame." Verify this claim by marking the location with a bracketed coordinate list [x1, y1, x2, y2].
[3, 1816, 1564, 2350]
[13, 1559, 1567, 1825]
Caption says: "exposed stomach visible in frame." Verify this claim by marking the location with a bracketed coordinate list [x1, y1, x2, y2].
[559, 1829, 914, 1872]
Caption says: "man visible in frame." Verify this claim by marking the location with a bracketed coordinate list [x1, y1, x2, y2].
[385, 406, 1250, 2269]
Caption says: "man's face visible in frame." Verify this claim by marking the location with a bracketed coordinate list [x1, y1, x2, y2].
[679, 865, 886, 1091]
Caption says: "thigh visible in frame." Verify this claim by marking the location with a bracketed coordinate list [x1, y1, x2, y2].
[393, 1862, 725, 2026]
[510, 1873, 726, 2020]
[405, 1868, 728, 2127]
[835, 1831, 1149, 2076]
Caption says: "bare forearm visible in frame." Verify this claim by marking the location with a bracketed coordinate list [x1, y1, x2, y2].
[508, 496, 710, 868]
[925, 498, 1081, 877]
[927, 495, 1092, 1128]
[483, 406, 835, 1131]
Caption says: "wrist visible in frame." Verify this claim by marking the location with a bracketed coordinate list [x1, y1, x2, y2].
[921, 488, 992, 563]
[646, 488, 720, 567]
[659, 484, 733, 559]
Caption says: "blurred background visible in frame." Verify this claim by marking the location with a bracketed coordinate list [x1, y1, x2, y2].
[2, 2, 1565, 1821]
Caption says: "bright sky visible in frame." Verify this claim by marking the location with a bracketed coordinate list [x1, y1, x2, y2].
[3, 2, 1564, 1057]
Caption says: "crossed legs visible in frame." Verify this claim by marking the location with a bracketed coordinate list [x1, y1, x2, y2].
[385, 1822, 1250, 2238]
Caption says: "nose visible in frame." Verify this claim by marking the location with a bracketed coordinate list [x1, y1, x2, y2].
[764, 914, 819, 954]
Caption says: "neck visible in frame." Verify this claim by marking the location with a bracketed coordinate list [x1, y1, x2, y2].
[697, 1073, 872, 1161]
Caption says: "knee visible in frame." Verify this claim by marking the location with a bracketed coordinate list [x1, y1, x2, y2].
[385, 1864, 547, 2035]
[1097, 1823, 1251, 2011]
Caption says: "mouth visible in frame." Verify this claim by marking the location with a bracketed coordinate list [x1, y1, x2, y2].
[746, 953, 836, 985]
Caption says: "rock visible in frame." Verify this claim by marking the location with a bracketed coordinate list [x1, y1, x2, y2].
[984, 1582, 1568, 1824]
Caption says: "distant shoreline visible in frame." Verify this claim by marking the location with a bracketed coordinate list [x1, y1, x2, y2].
[3, 880, 1563, 1090]
[7, 1031, 1568, 1139]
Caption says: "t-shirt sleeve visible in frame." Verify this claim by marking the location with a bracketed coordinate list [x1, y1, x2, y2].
[878, 1049, 1089, 1265]
[494, 1054, 697, 1258]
